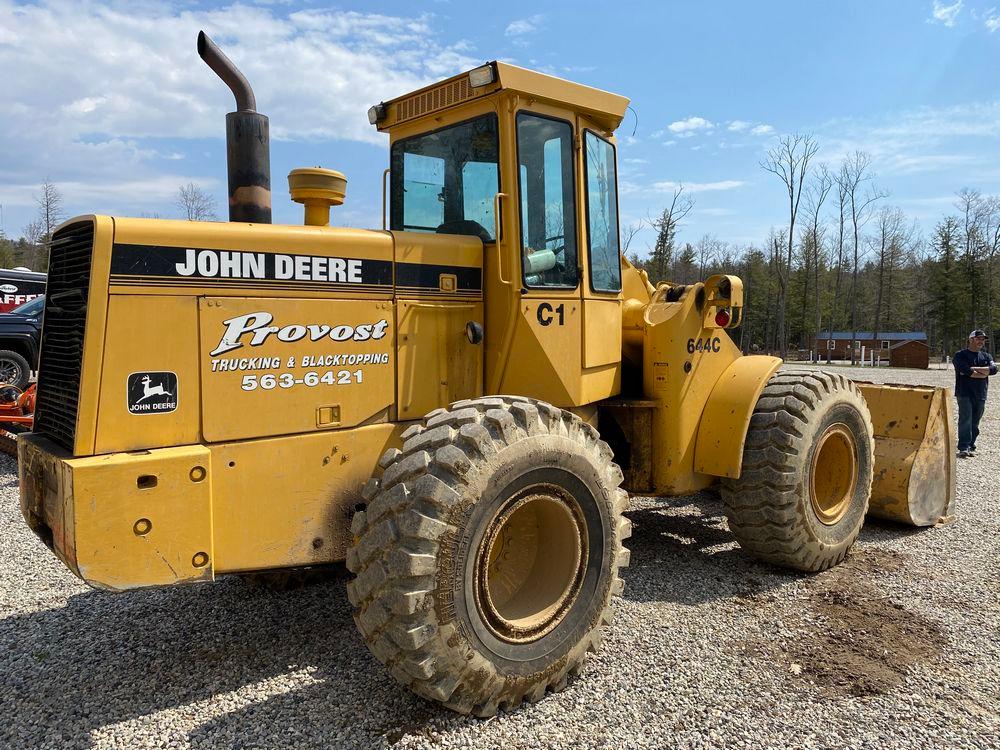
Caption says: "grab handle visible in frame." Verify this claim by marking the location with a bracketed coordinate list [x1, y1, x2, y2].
[493, 192, 510, 285]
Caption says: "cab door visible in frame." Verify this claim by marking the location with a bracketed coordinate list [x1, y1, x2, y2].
[578, 127, 624, 402]
[497, 109, 585, 406]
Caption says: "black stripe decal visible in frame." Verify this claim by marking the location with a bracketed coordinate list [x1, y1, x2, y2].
[395, 262, 481, 293]
[111, 244, 394, 288]
[110, 275, 391, 291]
[109, 244, 482, 294]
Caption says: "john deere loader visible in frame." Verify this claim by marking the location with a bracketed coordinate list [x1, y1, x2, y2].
[19, 33, 955, 715]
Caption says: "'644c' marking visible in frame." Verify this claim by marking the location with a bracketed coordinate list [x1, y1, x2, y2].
[687, 337, 722, 354]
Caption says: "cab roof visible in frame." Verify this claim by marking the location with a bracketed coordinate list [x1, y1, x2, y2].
[373, 61, 630, 135]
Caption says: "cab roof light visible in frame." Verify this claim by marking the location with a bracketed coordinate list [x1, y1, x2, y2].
[468, 64, 495, 88]
[367, 102, 386, 125]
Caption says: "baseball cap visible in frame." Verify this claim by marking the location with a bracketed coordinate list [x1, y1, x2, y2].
[969, 329, 987, 338]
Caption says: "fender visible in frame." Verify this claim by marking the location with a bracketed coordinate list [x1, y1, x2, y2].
[694, 355, 782, 479]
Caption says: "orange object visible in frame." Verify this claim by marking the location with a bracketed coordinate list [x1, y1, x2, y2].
[0, 383, 35, 457]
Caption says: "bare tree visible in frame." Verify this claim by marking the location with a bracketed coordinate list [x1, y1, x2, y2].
[621, 221, 643, 256]
[831, 173, 849, 330]
[33, 180, 65, 271]
[648, 185, 693, 282]
[176, 183, 219, 221]
[803, 164, 833, 349]
[836, 152, 886, 363]
[695, 234, 723, 278]
[761, 134, 819, 357]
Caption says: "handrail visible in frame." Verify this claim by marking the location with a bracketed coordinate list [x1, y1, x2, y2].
[381, 168, 390, 230]
[493, 192, 510, 285]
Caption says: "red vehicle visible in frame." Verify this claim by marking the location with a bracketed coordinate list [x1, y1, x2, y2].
[0, 267, 46, 313]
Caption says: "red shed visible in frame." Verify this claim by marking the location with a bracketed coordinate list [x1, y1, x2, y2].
[889, 340, 929, 369]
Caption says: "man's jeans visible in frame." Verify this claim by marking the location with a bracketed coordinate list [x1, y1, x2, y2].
[957, 396, 986, 451]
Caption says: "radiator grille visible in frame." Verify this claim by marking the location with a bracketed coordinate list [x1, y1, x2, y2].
[33, 221, 94, 452]
[391, 78, 474, 124]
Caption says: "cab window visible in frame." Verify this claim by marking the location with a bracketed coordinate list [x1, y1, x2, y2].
[584, 131, 622, 292]
[516, 113, 578, 288]
[390, 114, 499, 241]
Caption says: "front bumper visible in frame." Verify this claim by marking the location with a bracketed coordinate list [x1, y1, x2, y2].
[19, 433, 214, 591]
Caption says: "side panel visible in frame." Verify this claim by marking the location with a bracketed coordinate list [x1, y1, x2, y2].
[582, 297, 622, 368]
[211, 423, 402, 572]
[396, 300, 484, 420]
[95, 295, 202, 453]
[391, 231, 483, 300]
[501, 295, 582, 406]
[199, 297, 395, 442]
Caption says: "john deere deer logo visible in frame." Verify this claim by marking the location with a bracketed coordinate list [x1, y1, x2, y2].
[137, 375, 173, 402]
[127, 372, 178, 414]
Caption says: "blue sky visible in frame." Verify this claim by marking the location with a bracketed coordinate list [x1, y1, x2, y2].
[1, 0, 998, 257]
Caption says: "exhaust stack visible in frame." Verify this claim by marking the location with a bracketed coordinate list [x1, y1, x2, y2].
[197, 30, 271, 224]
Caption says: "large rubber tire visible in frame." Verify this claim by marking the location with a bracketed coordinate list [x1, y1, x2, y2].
[346, 396, 630, 716]
[721, 369, 874, 572]
[0, 350, 30, 390]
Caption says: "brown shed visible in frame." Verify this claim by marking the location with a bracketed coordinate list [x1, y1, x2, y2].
[889, 340, 929, 369]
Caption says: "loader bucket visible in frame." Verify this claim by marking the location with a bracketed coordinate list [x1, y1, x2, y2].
[856, 382, 956, 526]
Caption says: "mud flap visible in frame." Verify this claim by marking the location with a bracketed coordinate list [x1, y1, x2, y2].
[856, 383, 956, 526]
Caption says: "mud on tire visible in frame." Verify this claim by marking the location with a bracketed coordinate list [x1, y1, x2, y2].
[346, 396, 631, 716]
[721, 369, 874, 572]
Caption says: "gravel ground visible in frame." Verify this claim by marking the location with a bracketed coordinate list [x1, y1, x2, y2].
[1, 365, 998, 749]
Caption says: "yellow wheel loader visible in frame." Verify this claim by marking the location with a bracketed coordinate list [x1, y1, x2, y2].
[19, 33, 955, 716]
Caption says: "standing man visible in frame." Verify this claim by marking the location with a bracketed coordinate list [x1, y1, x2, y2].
[953, 330, 997, 458]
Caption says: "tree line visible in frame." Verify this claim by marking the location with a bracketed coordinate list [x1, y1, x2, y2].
[629, 137, 1000, 362]
[0, 182, 218, 272]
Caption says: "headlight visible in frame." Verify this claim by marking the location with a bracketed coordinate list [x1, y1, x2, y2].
[367, 103, 386, 125]
[468, 64, 495, 88]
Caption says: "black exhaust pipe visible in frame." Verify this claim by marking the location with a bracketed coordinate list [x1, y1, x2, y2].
[197, 30, 271, 224]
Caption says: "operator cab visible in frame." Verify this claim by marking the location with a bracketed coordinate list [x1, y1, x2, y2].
[370, 63, 630, 407]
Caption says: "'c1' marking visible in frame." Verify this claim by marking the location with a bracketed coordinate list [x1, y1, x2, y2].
[536, 302, 565, 327]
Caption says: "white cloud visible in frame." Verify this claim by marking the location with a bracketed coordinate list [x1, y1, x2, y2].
[624, 158, 649, 164]
[750, 124, 775, 136]
[818, 101, 1000, 176]
[650, 180, 745, 193]
[986, 10, 1000, 31]
[929, 1, 963, 27]
[727, 120, 750, 132]
[505, 15, 543, 37]
[667, 116, 715, 135]
[0, 1, 478, 228]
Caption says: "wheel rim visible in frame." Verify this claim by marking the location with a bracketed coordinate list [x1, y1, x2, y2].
[0, 360, 22, 385]
[475, 484, 587, 644]
[809, 423, 858, 525]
